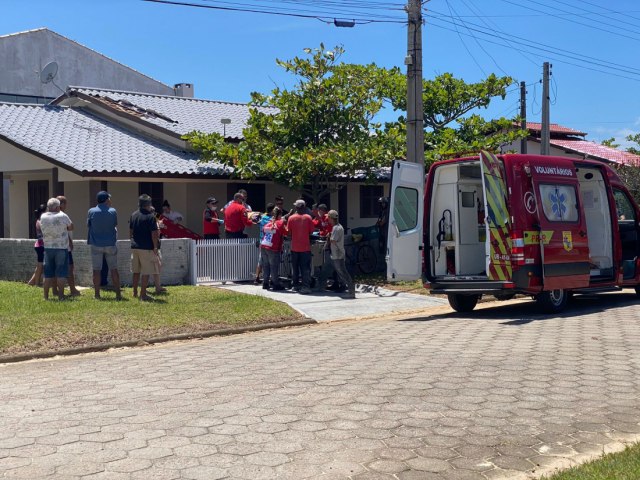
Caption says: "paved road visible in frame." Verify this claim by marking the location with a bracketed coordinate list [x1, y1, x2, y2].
[217, 283, 448, 322]
[1, 294, 639, 480]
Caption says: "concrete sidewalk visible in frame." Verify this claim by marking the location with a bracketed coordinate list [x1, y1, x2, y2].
[213, 282, 448, 322]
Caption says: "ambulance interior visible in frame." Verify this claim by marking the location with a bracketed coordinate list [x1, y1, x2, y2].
[577, 167, 614, 280]
[429, 162, 488, 277]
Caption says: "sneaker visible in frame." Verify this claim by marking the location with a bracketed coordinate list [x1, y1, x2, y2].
[254, 278, 261, 285]
[262, 283, 269, 290]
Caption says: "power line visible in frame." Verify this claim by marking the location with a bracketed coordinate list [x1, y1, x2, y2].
[499, 0, 640, 43]
[425, 12, 640, 78]
[444, 0, 487, 76]
[142, 0, 406, 23]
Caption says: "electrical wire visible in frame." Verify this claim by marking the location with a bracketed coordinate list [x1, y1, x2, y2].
[499, 0, 640, 43]
[425, 13, 640, 79]
[445, 0, 510, 77]
[142, 0, 406, 24]
[444, 0, 487, 76]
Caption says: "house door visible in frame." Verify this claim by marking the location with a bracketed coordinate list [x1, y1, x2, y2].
[531, 161, 590, 290]
[138, 182, 164, 213]
[28, 180, 49, 238]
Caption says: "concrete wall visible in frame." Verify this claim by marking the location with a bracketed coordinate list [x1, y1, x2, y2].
[0, 29, 174, 98]
[0, 238, 195, 286]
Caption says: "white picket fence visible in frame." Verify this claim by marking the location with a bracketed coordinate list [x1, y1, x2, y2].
[196, 238, 261, 283]
[194, 238, 327, 284]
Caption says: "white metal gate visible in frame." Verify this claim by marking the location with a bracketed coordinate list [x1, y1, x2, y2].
[196, 238, 260, 283]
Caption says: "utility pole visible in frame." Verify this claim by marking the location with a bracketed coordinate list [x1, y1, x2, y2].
[406, 0, 424, 166]
[520, 81, 527, 154]
[540, 62, 551, 155]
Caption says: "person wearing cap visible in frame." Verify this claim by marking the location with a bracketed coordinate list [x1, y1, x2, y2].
[87, 191, 121, 300]
[129, 194, 160, 301]
[224, 192, 254, 239]
[203, 197, 222, 240]
[314, 210, 355, 299]
[285, 199, 315, 294]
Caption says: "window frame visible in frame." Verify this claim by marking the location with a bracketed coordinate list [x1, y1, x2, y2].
[393, 186, 419, 232]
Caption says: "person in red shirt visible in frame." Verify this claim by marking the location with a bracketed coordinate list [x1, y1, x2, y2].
[260, 207, 287, 291]
[315, 204, 333, 238]
[285, 199, 315, 293]
[224, 192, 254, 238]
[203, 197, 222, 239]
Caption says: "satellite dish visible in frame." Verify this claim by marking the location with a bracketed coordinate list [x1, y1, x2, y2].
[40, 61, 59, 84]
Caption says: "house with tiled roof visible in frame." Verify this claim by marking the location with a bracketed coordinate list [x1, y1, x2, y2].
[0, 86, 386, 240]
[0, 29, 388, 241]
[511, 122, 640, 166]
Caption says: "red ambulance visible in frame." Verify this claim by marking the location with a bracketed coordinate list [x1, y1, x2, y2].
[387, 152, 640, 312]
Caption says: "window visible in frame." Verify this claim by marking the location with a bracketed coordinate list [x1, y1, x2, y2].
[393, 186, 418, 232]
[539, 184, 578, 222]
[360, 185, 384, 218]
[614, 189, 636, 222]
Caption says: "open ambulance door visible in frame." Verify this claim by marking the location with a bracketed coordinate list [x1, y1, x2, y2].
[386, 160, 425, 281]
[480, 151, 513, 282]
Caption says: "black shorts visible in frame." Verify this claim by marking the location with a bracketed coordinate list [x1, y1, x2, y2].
[68, 251, 74, 265]
[35, 246, 44, 263]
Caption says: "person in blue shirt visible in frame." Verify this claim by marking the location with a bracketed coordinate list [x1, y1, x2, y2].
[87, 191, 121, 300]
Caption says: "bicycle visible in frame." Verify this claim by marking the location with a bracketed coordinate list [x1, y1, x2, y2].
[345, 240, 377, 275]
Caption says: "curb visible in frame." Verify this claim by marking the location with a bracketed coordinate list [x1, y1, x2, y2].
[0, 319, 316, 365]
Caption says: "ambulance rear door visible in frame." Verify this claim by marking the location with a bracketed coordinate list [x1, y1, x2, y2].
[386, 160, 425, 281]
[529, 158, 590, 290]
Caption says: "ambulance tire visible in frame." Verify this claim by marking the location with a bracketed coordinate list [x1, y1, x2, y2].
[635, 286, 640, 297]
[448, 294, 480, 313]
[535, 289, 568, 313]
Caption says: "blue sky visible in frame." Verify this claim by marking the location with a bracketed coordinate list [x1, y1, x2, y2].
[2, 0, 639, 148]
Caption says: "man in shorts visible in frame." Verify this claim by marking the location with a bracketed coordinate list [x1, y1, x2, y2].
[88, 191, 121, 300]
[39, 197, 73, 300]
[129, 194, 160, 301]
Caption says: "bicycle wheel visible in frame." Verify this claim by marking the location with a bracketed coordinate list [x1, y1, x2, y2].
[356, 244, 377, 274]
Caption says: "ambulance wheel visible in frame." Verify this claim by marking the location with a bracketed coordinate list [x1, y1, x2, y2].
[448, 294, 480, 313]
[535, 289, 568, 313]
[635, 286, 640, 297]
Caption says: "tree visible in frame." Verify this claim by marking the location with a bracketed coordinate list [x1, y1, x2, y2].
[382, 71, 527, 163]
[186, 45, 526, 202]
[625, 133, 640, 156]
[601, 137, 620, 149]
[186, 45, 404, 204]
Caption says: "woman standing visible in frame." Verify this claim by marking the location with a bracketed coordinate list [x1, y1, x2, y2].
[260, 207, 287, 291]
[27, 204, 47, 286]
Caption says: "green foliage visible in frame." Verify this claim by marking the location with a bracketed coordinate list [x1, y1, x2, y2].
[186, 45, 526, 200]
[625, 133, 640, 155]
[187, 45, 404, 203]
[601, 137, 620, 149]
[541, 443, 640, 480]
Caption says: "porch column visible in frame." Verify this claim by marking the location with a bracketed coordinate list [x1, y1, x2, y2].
[51, 168, 62, 197]
[0, 172, 4, 238]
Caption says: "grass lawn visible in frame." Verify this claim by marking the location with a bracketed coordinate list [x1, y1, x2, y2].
[0, 281, 302, 357]
[541, 443, 640, 480]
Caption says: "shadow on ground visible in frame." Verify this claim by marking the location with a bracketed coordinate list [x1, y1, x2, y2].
[398, 291, 640, 325]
